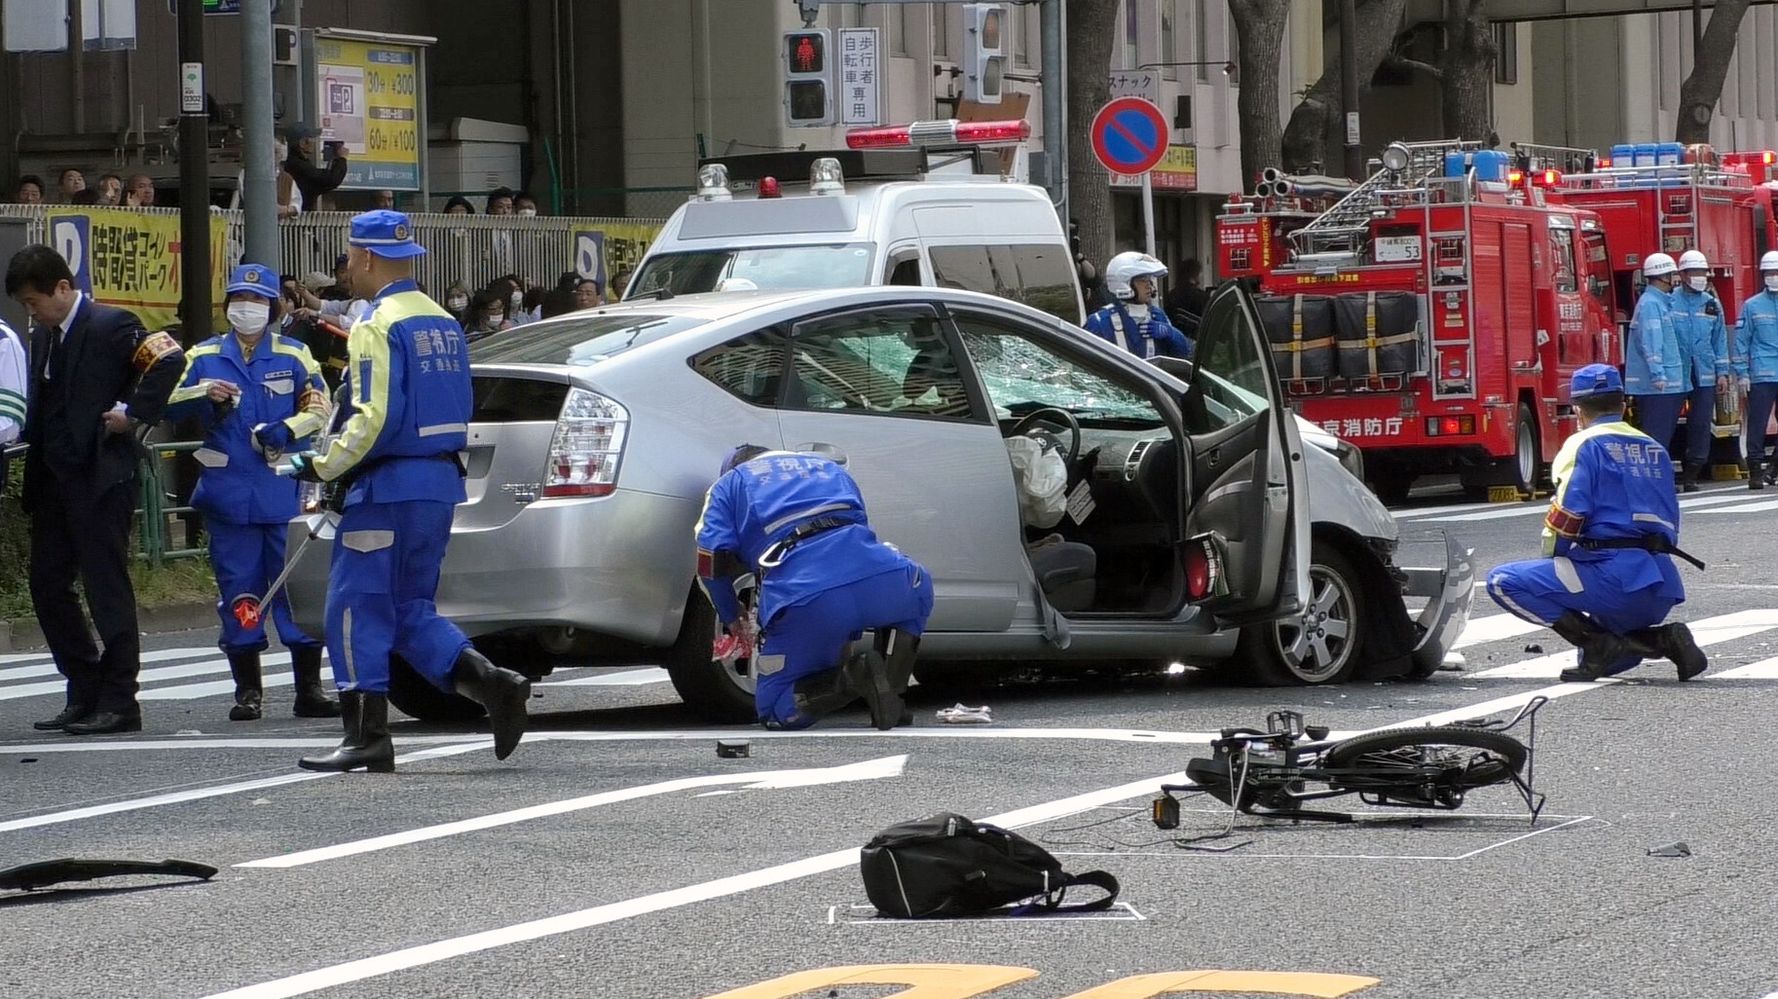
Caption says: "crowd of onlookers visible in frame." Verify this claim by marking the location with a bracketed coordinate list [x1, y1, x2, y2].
[9, 169, 157, 207]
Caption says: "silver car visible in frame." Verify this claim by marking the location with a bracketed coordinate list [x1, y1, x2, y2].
[287, 283, 1472, 722]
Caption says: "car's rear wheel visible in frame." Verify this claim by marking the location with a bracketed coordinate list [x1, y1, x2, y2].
[665, 588, 757, 723]
[386, 653, 486, 722]
[1236, 542, 1366, 686]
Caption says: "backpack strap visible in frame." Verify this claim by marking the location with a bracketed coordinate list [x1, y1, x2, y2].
[1042, 869, 1120, 913]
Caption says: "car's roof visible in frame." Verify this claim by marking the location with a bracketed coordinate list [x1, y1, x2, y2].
[559, 286, 1077, 329]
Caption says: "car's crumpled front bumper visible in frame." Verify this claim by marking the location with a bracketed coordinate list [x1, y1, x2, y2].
[1392, 528, 1476, 674]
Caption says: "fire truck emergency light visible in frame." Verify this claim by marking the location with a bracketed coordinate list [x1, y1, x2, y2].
[1532, 168, 1563, 188]
[845, 118, 1031, 150]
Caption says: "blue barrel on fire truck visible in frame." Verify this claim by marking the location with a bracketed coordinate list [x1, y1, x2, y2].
[1474, 150, 1510, 182]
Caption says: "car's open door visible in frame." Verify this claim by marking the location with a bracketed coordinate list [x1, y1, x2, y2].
[1178, 282, 1309, 624]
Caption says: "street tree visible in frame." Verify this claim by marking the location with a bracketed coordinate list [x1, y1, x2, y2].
[1066, 0, 1120, 269]
[1676, 0, 1754, 144]
[1280, 0, 1411, 173]
[1439, 0, 1496, 142]
[1227, 0, 1293, 192]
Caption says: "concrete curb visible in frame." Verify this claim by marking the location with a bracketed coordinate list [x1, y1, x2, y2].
[0, 600, 216, 654]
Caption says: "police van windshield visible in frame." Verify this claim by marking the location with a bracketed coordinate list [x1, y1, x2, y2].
[630, 244, 874, 296]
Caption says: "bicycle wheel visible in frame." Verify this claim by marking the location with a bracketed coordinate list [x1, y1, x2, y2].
[1322, 726, 1528, 791]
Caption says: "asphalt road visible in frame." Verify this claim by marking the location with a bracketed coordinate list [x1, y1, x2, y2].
[2, 480, 1776, 999]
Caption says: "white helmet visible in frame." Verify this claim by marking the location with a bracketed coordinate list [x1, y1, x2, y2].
[1761, 251, 1778, 273]
[1105, 251, 1168, 301]
[1677, 249, 1710, 271]
[1642, 252, 1678, 279]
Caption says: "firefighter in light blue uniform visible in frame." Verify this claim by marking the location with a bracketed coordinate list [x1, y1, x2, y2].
[163, 264, 337, 722]
[1667, 249, 1730, 491]
[697, 447, 934, 731]
[1084, 252, 1193, 360]
[286, 211, 531, 773]
[1486, 364, 1707, 682]
[1624, 252, 1688, 457]
[1733, 251, 1778, 489]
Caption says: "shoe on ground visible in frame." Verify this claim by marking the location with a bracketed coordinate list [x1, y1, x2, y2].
[63, 711, 143, 735]
[33, 704, 94, 731]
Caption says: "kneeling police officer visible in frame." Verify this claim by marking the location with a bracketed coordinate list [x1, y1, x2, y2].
[697, 446, 934, 730]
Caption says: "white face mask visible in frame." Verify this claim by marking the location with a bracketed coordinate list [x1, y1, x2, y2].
[509, 292, 524, 311]
[447, 295, 468, 312]
[517, 207, 537, 217]
[1687, 275, 1709, 292]
[1765, 275, 1778, 292]
[228, 301, 270, 335]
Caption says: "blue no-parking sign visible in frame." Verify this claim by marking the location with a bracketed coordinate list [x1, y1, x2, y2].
[1090, 97, 1169, 176]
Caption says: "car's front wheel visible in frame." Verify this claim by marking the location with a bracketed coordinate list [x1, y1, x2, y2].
[664, 588, 758, 723]
[1236, 542, 1366, 686]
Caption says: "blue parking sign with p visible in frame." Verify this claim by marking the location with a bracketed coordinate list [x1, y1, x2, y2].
[575, 231, 607, 289]
[50, 215, 93, 296]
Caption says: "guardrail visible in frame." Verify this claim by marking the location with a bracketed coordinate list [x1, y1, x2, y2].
[2, 439, 206, 567]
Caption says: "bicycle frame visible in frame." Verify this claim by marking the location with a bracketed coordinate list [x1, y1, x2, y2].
[1155, 697, 1549, 828]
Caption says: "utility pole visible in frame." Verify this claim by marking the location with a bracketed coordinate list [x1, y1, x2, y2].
[1039, 0, 1066, 218]
[1339, 0, 1363, 181]
[177, 0, 212, 345]
[241, 0, 279, 269]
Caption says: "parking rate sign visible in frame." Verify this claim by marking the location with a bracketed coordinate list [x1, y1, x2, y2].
[1090, 96, 1170, 176]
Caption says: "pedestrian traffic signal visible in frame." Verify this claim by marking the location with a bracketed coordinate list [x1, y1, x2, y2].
[783, 28, 834, 127]
[963, 4, 1007, 105]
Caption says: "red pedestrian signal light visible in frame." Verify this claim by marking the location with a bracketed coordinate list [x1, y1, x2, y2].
[787, 32, 824, 74]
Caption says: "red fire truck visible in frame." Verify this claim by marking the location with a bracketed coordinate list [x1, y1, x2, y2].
[1232, 140, 1623, 503]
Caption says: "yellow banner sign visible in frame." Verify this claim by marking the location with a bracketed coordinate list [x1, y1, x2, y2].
[315, 35, 424, 190]
[1111, 145, 1199, 191]
[44, 208, 229, 333]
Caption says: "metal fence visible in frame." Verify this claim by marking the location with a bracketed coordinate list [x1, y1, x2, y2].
[0, 203, 670, 299]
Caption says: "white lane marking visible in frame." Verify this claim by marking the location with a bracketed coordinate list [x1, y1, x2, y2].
[1696, 498, 1778, 514]
[198, 767, 1194, 999]
[0, 742, 492, 835]
[200, 679, 1615, 999]
[0, 727, 1225, 755]
[537, 668, 670, 687]
[1469, 608, 1778, 678]
[1426, 488, 1752, 524]
[1712, 655, 1778, 679]
[1453, 612, 1545, 650]
[0, 653, 296, 703]
[1392, 498, 1525, 520]
[237, 755, 910, 869]
[140, 672, 298, 701]
[0, 646, 224, 679]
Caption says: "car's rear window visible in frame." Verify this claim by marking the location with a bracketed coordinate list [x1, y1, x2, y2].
[469, 313, 709, 366]
[471, 377, 569, 422]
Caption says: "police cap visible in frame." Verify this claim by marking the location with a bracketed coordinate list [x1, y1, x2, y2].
[1571, 363, 1623, 400]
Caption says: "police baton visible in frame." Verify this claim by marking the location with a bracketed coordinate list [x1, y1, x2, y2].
[230, 459, 335, 631]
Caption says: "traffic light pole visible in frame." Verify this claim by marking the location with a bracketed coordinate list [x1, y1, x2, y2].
[177, 0, 212, 345]
[793, 0, 1066, 218]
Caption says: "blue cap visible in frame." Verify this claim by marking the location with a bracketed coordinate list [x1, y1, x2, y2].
[225, 264, 279, 299]
[1571, 363, 1623, 399]
[347, 209, 427, 259]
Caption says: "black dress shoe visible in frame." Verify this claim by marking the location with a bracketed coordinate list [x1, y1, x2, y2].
[63, 712, 143, 736]
[33, 705, 95, 731]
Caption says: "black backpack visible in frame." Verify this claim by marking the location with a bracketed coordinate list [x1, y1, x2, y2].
[859, 812, 1120, 919]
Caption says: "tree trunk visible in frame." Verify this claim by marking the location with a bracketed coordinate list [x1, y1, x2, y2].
[1280, 0, 1411, 173]
[1440, 0, 1496, 142]
[1228, 0, 1293, 192]
[1676, 0, 1754, 144]
[1066, 0, 1120, 269]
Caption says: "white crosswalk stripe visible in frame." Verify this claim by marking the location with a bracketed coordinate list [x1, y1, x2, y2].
[1467, 608, 1778, 679]
[1711, 656, 1778, 679]
[538, 668, 671, 688]
[0, 645, 223, 681]
[1412, 488, 1756, 524]
[1452, 611, 1544, 650]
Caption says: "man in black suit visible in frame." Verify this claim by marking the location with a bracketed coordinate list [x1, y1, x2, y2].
[5, 246, 184, 734]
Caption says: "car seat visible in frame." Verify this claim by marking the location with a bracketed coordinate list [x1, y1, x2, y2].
[1025, 533, 1096, 613]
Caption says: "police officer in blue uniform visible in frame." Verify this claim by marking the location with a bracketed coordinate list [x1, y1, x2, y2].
[286, 211, 531, 772]
[164, 265, 337, 721]
[1083, 252, 1193, 360]
[1734, 251, 1778, 489]
[1486, 364, 1708, 682]
[1625, 252, 1688, 459]
[1669, 250, 1731, 491]
[697, 446, 934, 730]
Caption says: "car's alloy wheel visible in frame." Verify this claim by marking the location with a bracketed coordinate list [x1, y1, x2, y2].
[1273, 562, 1358, 682]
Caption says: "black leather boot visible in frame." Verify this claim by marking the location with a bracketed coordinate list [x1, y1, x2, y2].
[791, 670, 858, 720]
[842, 649, 905, 731]
[1679, 461, 1702, 493]
[227, 651, 263, 722]
[1630, 622, 1709, 680]
[450, 647, 530, 760]
[1551, 612, 1635, 682]
[297, 691, 395, 773]
[1749, 456, 1765, 490]
[289, 646, 340, 718]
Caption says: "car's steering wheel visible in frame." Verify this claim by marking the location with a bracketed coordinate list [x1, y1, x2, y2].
[1010, 407, 1083, 467]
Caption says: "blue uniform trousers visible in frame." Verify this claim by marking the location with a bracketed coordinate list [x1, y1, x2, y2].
[755, 564, 934, 730]
[324, 500, 471, 695]
[1635, 393, 1686, 457]
[1487, 557, 1679, 673]
[209, 520, 322, 654]
[1682, 385, 1716, 466]
[1747, 382, 1778, 468]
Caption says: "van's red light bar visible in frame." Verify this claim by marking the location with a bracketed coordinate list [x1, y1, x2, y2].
[846, 119, 1031, 150]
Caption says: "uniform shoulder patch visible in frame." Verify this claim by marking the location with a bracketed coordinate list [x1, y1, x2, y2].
[132, 331, 182, 372]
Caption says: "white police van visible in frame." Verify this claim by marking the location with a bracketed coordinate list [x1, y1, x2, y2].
[625, 119, 1085, 324]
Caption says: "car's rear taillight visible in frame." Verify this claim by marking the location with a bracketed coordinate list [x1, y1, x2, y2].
[542, 388, 628, 498]
[1184, 533, 1227, 603]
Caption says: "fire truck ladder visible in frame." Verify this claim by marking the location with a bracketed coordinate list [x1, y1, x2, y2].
[1289, 140, 1482, 256]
